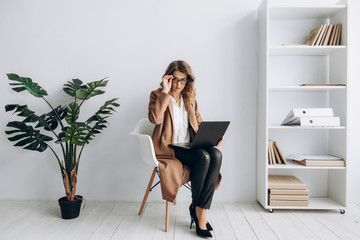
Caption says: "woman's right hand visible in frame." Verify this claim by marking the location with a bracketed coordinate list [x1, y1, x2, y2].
[162, 75, 173, 94]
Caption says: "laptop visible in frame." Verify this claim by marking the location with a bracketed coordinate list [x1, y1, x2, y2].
[169, 121, 230, 150]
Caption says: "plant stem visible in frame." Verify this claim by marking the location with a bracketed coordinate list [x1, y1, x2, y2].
[74, 145, 77, 168]
[65, 144, 73, 192]
[47, 144, 64, 176]
[77, 145, 86, 174]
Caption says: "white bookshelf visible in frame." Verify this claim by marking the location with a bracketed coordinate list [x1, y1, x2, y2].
[257, 0, 348, 213]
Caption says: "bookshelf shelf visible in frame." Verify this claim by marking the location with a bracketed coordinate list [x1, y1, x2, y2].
[269, 45, 346, 56]
[269, 86, 346, 92]
[267, 197, 345, 210]
[257, 0, 348, 213]
[269, 5, 346, 20]
[268, 125, 346, 130]
[268, 160, 346, 170]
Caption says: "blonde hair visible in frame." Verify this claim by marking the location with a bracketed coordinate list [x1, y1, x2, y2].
[161, 60, 196, 112]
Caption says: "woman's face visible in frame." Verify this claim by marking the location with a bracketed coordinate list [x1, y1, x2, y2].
[171, 70, 188, 94]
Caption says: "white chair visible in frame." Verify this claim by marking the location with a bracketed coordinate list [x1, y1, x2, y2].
[130, 118, 171, 232]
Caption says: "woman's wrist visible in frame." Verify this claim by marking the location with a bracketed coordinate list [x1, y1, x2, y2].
[161, 88, 169, 94]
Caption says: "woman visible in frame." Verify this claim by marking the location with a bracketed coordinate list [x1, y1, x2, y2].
[148, 60, 223, 238]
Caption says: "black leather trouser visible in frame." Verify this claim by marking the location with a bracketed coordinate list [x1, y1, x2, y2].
[174, 146, 222, 209]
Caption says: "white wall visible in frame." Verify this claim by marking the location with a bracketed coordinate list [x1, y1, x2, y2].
[0, 0, 359, 202]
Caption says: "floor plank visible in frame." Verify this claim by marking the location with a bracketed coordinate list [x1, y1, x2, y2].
[0, 201, 56, 240]
[290, 210, 341, 240]
[209, 204, 237, 240]
[131, 202, 175, 240]
[223, 203, 259, 240]
[46, 201, 115, 240]
[244, 202, 279, 240]
[308, 207, 360, 240]
[253, 202, 319, 240]
[89, 202, 138, 240]
[172, 202, 198, 240]
[0, 201, 43, 230]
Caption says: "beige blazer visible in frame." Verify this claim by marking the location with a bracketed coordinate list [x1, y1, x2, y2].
[148, 89, 221, 202]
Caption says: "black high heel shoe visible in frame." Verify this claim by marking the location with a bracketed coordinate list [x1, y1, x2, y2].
[206, 222, 213, 231]
[189, 205, 212, 238]
[189, 204, 213, 231]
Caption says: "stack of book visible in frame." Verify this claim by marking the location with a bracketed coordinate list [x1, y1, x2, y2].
[268, 175, 309, 206]
[304, 23, 342, 46]
[287, 154, 345, 167]
[281, 108, 340, 127]
[268, 140, 287, 165]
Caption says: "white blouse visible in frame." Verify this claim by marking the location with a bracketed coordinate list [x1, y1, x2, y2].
[171, 96, 190, 144]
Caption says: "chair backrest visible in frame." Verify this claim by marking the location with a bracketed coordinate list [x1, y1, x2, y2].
[130, 118, 158, 167]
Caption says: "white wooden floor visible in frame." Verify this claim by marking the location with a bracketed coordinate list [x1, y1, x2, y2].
[1, 200, 360, 240]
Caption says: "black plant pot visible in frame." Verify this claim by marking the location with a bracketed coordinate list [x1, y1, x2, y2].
[58, 195, 83, 219]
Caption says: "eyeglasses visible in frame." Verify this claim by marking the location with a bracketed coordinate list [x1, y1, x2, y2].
[172, 77, 188, 85]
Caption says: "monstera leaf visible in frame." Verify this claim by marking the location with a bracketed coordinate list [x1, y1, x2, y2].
[6, 121, 53, 152]
[63, 79, 84, 97]
[86, 98, 119, 123]
[85, 98, 119, 140]
[36, 105, 67, 131]
[76, 78, 108, 100]
[5, 104, 67, 132]
[65, 102, 79, 125]
[58, 124, 88, 146]
[5, 104, 39, 123]
[7, 74, 48, 98]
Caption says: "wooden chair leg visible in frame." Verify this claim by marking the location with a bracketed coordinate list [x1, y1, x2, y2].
[138, 167, 157, 216]
[165, 201, 170, 232]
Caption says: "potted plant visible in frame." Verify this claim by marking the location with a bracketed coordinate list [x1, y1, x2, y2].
[4, 73, 119, 219]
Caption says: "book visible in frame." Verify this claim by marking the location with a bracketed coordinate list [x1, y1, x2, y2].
[321, 25, 330, 45]
[268, 175, 307, 190]
[281, 108, 334, 125]
[285, 116, 340, 127]
[323, 24, 334, 45]
[268, 140, 286, 164]
[314, 24, 327, 46]
[317, 25, 329, 46]
[336, 24, 342, 45]
[332, 24, 339, 45]
[331, 23, 342, 45]
[272, 141, 282, 164]
[287, 154, 345, 166]
[269, 194, 309, 201]
[288, 154, 342, 161]
[300, 84, 346, 86]
[297, 160, 345, 167]
[269, 200, 309, 206]
[269, 140, 276, 164]
[304, 24, 324, 45]
[274, 141, 287, 164]
[268, 140, 274, 165]
[329, 24, 338, 45]
[269, 189, 310, 195]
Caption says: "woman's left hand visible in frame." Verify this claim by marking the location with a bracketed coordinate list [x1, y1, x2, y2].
[216, 137, 224, 147]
